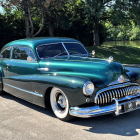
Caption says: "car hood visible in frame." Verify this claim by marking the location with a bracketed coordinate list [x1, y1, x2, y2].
[39, 56, 128, 86]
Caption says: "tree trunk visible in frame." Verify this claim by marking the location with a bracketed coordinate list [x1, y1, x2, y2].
[48, 21, 53, 37]
[93, 17, 100, 46]
[23, 0, 30, 38]
[94, 29, 100, 46]
[32, 13, 44, 37]
[28, 2, 34, 37]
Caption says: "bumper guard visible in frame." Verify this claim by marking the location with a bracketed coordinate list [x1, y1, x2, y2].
[69, 93, 140, 118]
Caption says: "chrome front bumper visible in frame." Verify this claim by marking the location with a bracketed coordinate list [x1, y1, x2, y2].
[69, 93, 140, 118]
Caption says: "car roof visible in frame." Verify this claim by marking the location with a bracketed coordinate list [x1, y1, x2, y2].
[3, 37, 80, 50]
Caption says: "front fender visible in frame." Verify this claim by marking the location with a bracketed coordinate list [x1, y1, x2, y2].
[32, 74, 104, 107]
[125, 67, 140, 84]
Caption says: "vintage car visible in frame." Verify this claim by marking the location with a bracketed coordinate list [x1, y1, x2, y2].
[0, 37, 140, 121]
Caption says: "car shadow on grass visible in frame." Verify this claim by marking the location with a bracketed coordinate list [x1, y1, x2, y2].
[1, 92, 140, 137]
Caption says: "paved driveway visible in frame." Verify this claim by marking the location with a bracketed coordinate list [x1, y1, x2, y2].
[0, 92, 140, 140]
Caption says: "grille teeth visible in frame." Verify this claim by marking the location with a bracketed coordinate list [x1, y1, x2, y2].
[95, 85, 140, 106]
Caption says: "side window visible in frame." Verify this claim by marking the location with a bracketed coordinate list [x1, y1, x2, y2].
[0, 47, 11, 59]
[12, 47, 29, 60]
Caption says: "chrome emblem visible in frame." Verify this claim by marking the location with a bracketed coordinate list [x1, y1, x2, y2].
[118, 75, 125, 83]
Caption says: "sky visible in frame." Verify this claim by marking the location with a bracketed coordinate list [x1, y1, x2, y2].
[0, 6, 4, 13]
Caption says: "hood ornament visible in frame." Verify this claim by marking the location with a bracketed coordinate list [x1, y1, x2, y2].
[92, 50, 95, 55]
[108, 56, 113, 63]
[118, 75, 125, 83]
[109, 75, 130, 86]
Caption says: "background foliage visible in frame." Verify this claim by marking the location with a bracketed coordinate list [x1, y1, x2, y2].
[0, 0, 140, 49]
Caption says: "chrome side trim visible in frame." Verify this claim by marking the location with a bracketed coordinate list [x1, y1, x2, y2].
[4, 83, 43, 97]
[95, 82, 139, 102]
[37, 68, 49, 71]
[69, 93, 140, 118]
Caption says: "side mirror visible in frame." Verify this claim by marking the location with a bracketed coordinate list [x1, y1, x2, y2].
[27, 56, 33, 62]
[92, 50, 95, 55]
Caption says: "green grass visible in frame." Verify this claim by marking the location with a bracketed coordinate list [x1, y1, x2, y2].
[86, 45, 140, 64]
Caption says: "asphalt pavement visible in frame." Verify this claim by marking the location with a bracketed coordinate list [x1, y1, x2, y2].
[0, 92, 140, 140]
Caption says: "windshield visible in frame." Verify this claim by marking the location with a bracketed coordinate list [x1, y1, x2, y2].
[36, 43, 68, 59]
[36, 42, 88, 59]
[64, 43, 87, 55]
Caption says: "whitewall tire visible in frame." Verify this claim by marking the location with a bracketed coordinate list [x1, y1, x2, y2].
[50, 87, 73, 121]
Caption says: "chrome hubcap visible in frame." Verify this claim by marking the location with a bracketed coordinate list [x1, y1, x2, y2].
[57, 95, 66, 108]
[54, 91, 67, 113]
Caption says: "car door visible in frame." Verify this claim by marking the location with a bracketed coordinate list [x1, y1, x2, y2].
[6, 45, 39, 101]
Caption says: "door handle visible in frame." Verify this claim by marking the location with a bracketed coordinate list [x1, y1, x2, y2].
[7, 64, 11, 68]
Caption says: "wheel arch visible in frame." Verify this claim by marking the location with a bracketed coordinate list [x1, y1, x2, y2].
[44, 87, 53, 107]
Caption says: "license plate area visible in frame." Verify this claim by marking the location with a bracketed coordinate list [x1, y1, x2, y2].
[123, 101, 136, 112]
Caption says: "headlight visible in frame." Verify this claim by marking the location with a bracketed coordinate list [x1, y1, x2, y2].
[83, 81, 94, 96]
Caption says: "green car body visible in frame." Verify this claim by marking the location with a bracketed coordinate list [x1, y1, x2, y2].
[0, 37, 140, 120]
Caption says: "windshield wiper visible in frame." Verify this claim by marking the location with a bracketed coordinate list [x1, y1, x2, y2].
[68, 51, 81, 56]
[54, 51, 68, 58]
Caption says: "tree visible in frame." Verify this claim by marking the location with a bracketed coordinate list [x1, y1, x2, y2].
[80, 0, 114, 46]
[0, 0, 53, 38]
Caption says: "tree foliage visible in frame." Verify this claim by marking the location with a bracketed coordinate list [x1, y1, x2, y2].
[0, 0, 140, 48]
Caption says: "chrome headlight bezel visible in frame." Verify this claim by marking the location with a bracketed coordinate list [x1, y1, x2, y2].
[83, 81, 94, 96]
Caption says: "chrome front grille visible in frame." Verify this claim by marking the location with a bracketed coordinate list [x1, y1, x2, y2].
[95, 83, 140, 106]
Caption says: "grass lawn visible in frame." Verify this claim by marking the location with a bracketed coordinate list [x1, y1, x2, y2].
[86, 45, 140, 64]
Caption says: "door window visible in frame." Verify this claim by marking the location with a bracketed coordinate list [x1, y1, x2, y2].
[0, 47, 11, 59]
[12, 47, 29, 60]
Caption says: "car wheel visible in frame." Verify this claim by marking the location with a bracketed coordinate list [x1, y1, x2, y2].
[50, 87, 73, 121]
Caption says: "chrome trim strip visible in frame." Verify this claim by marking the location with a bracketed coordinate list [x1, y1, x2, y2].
[95, 82, 139, 102]
[62, 42, 70, 56]
[69, 93, 140, 118]
[37, 68, 49, 71]
[4, 83, 43, 97]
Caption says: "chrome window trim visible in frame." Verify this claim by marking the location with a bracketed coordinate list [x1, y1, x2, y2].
[29, 49, 37, 61]
[10, 59, 37, 63]
[11, 45, 37, 62]
[94, 82, 139, 102]
[62, 42, 70, 56]
[4, 83, 43, 97]
[36, 42, 89, 60]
